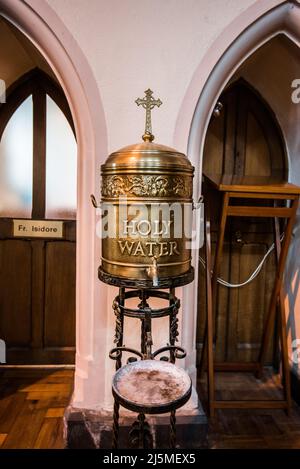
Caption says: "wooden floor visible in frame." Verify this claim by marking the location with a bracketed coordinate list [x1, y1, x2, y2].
[198, 370, 300, 449]
[0, 367, 300, 449]
[0, 368, 74, 449]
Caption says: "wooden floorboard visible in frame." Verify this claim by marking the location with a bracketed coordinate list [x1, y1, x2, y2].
[0, 368, 74, 449]
[34, 417, 65, 449]
[0, 391, 27, 434]
[0, 434, 7, 448]
[1, 367, 300, 448]
[2, 399, 49, 449]
[198, 370, 300, 449]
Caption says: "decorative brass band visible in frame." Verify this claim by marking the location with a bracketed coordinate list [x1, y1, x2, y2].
[101, 174, 192, 199]
[101, 257, 191, 268]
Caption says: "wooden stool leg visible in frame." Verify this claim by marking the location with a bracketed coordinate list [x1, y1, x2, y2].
[201, 194, 228, 416]
[205, 213, 215, 417]
[278, 295, 292, 415]
[274, 218, 292, 415]
[256, 199, 298, 379]
[211, 193, 229, 330]
[200, 192, 228, 377]
[199, 322, 207, 379]
[199, 203, 210, 378]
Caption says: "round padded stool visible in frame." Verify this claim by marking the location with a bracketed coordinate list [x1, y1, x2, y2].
[112, 359, 192, 448]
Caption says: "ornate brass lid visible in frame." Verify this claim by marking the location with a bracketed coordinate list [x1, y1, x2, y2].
[102, 141, 193, 172]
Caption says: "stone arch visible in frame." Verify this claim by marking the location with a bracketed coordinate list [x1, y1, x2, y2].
[178, 0, 300, 384]
[0, 0, 108, 408]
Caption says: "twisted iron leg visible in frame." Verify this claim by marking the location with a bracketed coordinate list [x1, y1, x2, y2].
[170, 410, 176, 449]
[113, 296, 124, 370]
[112, 400, 120, 449]
[138, 413, 145, 449]
[169, 289, 179, 364]
[138, 290, 150, 356]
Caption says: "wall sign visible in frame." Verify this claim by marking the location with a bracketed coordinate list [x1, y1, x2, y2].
[13, 219, 64, 239]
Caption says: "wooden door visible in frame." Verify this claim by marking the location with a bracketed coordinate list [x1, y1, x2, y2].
[0, 69, 76, 364]
[197, 80, 286, 364]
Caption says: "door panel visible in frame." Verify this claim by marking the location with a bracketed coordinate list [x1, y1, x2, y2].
[0, 239, 31, 346]
[205, 82, 286, 178]
[0, 70, 76, 364]
[0, 221, 76, 364]
[228, 240, 270, 362]
[44, 242, 76, 348]
[245, 112, 271, 177]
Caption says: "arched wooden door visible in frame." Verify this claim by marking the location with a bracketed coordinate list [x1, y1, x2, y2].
[197, 80, 287, 364]
[0, 69, 76, 364]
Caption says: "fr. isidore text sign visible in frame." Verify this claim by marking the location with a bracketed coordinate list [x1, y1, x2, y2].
[13, 219, 64, 239]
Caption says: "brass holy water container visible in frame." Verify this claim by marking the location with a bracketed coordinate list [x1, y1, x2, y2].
[97, 89, 194, 286]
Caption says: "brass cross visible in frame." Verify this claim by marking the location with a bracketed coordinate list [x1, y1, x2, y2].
[135, 89, 162, 142]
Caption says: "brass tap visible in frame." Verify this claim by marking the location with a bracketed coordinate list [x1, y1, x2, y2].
[147, 256, 159, 287]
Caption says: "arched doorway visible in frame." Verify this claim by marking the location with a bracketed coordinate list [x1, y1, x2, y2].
[0, 68, 76, 364]
[197, 78, 287, 364]
[0, 0, 108, 409]
[202, 79, 287, 178]
[176, 2, 300, 390]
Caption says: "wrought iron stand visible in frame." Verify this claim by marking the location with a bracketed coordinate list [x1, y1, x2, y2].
[111, 288, 180, 369]
[100, 269, 194, 449]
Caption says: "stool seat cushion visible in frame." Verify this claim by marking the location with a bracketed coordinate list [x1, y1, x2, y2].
[112, 360, 191, 413]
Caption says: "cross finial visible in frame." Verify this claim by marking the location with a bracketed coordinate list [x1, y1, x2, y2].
[135, 89, 162, 142]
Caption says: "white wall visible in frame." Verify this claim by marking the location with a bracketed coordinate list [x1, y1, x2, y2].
[45, 0, 258, 155]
